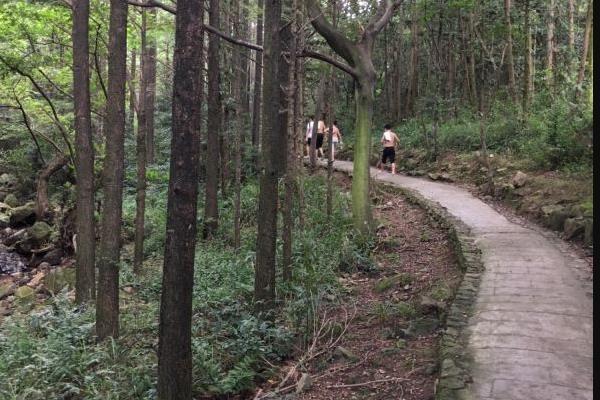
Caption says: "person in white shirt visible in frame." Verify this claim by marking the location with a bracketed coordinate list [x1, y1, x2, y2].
[377, 124, 400, 174]
[305, 117, 314, 156]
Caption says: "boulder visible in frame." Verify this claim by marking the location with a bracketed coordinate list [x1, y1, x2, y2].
[41, 248, 63, 266]
[439, 172, 454, 182]
[428, 173, 440, 181]
[9, 203, 36, 227]
[3, 194, 19, 208]
[563, 217, 585, 240]
[0, 213, 9, 229]
[511, 171, 528, 188]
[333, 346, 358, 361]
[406, 317, 439, 336]
[14, 285, 35, 306]
[584, 218, 593, 247]
[295, 373, 312, 393]
[44, 266, 75, 293]
[0, 173, 17, 191]
[28, 221, 52, 243]
[0, 282, 15, 300]
[420, 295, 446, 314]
[493, 183, 514, 199]
[541, 205, 571, 231]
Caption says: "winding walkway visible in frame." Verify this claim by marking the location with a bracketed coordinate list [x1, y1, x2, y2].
[327, 160, 593, 400]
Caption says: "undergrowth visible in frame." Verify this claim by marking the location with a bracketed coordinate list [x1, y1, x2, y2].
[0, 174, 368, 399]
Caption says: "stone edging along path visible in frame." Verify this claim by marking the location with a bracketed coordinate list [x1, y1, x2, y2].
[320, 159, 593, 400]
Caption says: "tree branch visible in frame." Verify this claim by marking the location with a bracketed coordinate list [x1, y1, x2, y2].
[364, 0, 404, 40]
[93, 24, 108, 100]
[0, 56, 75, 163]
[204, 24, 263, 51]
[14, 95, 46, 164]
[299, 49, 357, 78]
[125, 0, 176, 14]
[304, 0, 357, 66]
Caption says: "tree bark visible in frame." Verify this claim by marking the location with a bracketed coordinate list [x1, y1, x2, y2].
[281, 19, 295, 282]
[504, 0, 517, 101]
[145, 9, 157, 164]
[134, 10, 149, 274]
[522, 0, 533, 114]
[96, 0, 127, 340]
[233, 0, 243, 250]
[251, 0, 264, 165]
[254, 0, 282, 312]
[203, 0, 221, 239]
[156, 0, 203, 396]
[577, 0, 593, 87]
[73, 0, 96, 303]
[306, 0, 401, 234]
[128, 47, 136, 133]
[546, 0, 555, 86]
[35, 153, 69, 221]
[569, 0, 575, 53]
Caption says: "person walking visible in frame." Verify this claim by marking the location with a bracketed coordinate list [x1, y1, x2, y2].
[329, 121, 342, 160]
[305, 116, 314, 156]
[377, 124, 400, 174]
[315, 114, 326, 158]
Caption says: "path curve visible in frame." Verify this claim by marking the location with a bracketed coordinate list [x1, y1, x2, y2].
[327, 160, 593, 400]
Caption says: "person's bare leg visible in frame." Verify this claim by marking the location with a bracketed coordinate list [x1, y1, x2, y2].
[391, 163, 396, 174]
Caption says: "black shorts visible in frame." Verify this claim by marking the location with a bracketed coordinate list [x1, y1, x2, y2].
[381, 147, 395, 164]
[316, 133, 324, 149]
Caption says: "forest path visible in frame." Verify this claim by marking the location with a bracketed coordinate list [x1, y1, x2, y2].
[325, 159, 593, 400]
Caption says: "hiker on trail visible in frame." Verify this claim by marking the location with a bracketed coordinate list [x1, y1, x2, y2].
[315, 114, 326, 158]
[305, 116, 314, 156]
[328, 121, 342, 161]
[377, 124, 400, 174]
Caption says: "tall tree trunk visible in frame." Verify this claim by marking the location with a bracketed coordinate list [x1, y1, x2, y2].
[134, 10, 149, 274]
[522, 0, 533, 114]
[546, 0, 555, 86]
[467, 11, 478, 107]
[157, 0, 203, 396]
[282, 18, 295, 282]
[145, 9, 157, 164]
[128, 48, 136, 133]
[203, 0, 221, 238]
[254, 0, 282, 312]
[577, 0, 593, 87]
[405, 8, 418, 116]
[504, 0, 517, 101]
[251, 0, 264, 161]
[569, 0, 575, 54]
[73, 0, 96, 303]
[352, 72, 375, 234]
[96, 0, 127, 340]
[295, 23, 306, 230]
[233, 0, 243, 250]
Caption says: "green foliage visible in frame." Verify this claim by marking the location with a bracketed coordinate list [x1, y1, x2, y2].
[393, 92, 593, 172]
[0, 173, 360, 398]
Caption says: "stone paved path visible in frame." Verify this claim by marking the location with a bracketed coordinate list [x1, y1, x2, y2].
[326, 160, 593, 400]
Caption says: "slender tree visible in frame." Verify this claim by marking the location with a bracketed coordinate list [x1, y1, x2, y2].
[504, 0, 517, 101]
[576, 0, 593, 88]
[254, 0, 282, 311]
[133, 10, 149, 274]
[96, 0, 128, 340]
[73, 0, 96, 303]
[145, 9, 157, 164]
[203, 0, 221, 238]
[156, 0, 204, 396]
[251, 0, 264, 154]
[306, 0, 403, 234]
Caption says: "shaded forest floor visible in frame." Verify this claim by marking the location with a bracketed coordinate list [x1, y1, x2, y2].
[255, 172, 461, 400]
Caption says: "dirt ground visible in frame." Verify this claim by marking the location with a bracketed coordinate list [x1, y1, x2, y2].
[255, 172, 461, 400]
